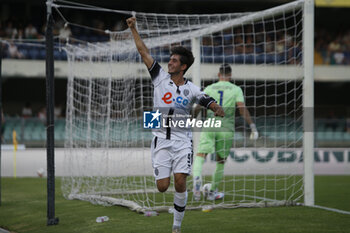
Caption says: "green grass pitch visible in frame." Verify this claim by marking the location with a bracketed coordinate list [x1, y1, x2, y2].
[0, 176, 349, 233]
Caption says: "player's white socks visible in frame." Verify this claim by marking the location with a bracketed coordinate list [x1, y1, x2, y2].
[173, 191, 187, 228]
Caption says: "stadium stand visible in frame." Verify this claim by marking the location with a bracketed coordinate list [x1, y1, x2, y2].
[1, 19, 349, 64]
[0, 3, 349, 148]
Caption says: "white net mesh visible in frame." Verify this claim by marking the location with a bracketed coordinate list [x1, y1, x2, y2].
[61, 0, 305, 212]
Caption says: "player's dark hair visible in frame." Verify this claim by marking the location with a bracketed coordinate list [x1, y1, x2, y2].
[219, 63, 232, 75]
[170, 46, 194, 75]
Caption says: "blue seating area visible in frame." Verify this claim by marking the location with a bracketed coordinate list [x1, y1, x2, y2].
[75, 35, 110, 43]
[4, 43, 68, 61]
[148, 46, 301, 64]
[3, 39, 301, 64]
[3, 118, 66, 145]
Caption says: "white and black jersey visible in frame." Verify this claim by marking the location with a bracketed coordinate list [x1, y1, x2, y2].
[149, 61, 215, 141]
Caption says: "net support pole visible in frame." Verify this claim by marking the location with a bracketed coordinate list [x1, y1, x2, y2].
[303, 0, 315, 206]
[45, 0, 59, 225]
[191, 37, 201, 156]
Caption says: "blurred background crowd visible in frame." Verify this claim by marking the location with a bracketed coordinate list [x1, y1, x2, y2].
[1, 18, 350, 64]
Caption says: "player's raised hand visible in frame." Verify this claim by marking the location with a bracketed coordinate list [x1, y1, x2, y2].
[126, 17, 137, 29]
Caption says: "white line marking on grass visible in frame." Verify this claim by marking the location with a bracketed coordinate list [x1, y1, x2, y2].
[312, 205, 350, 215]
[0, 228, 10, 233]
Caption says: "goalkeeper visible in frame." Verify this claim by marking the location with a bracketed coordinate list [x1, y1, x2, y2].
[192, 64, 258, 201]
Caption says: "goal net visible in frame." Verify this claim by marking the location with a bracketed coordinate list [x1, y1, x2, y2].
[61, 0, 308, 212]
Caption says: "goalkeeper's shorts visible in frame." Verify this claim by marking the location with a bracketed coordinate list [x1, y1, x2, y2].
[151, 136, 193, 180]
[197, 131, 234, 159]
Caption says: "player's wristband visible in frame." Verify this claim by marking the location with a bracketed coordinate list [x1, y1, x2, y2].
[199, 95, 216, 109]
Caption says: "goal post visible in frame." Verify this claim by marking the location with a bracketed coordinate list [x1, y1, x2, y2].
[60, 0, 313, 212]
[303, 0, 314, 206]
[45, 0, 59, 225]
[191, 37, 201, 156]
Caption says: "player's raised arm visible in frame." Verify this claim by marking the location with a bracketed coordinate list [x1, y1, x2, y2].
[237, 102, 258, 140]
[126, 17, 154, 69]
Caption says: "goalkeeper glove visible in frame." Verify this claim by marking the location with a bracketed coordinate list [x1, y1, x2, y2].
[249, 123, 259, 140]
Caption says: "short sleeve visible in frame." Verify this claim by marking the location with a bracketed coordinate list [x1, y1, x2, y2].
[236, 86, 245, 103]
[148, 61, 169, 86]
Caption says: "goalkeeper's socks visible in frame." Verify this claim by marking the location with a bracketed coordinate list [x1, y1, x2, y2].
[211, 163, 225, 191]
[173, 191, 187, 228]
[193, 156, 205, 178]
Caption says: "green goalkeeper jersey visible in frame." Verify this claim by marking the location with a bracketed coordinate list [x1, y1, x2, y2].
[204, 81, 244, 130]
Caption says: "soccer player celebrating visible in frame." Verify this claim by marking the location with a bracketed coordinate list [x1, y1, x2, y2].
[192, 63, 259, 201]
[126, 17, 224, 233]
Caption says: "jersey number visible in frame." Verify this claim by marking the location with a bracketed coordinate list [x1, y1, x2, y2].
[218, 90, 224, 106]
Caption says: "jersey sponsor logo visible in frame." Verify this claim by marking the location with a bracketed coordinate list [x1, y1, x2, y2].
[143, 110, 162, 129]
[161, 92, 189, 106]
[162, 92, 173, 104]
